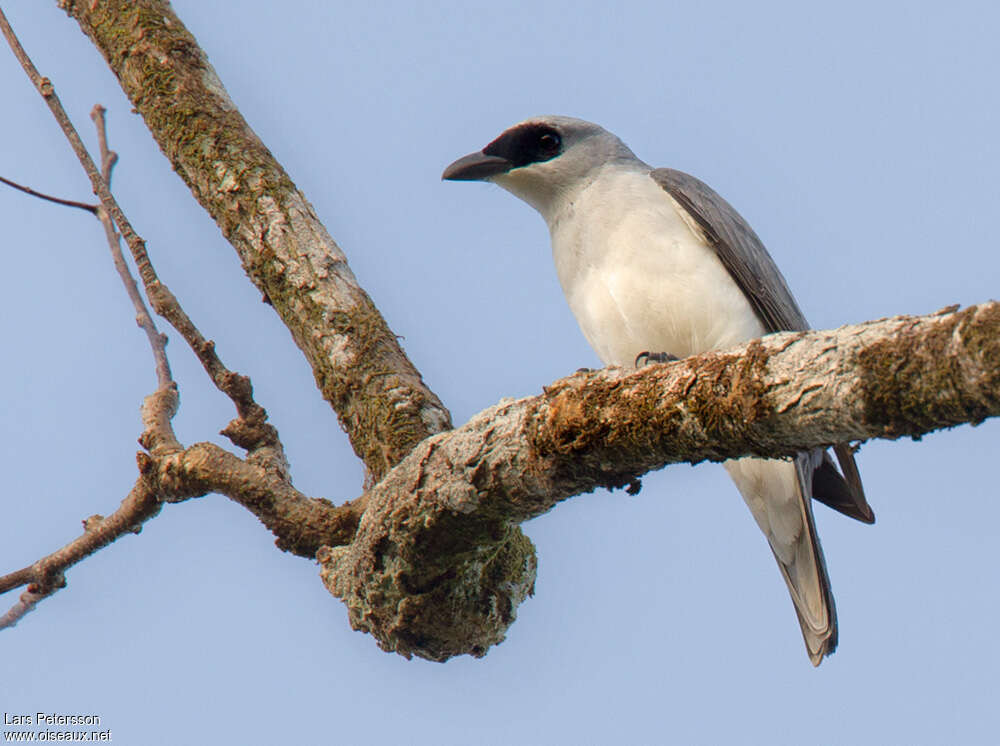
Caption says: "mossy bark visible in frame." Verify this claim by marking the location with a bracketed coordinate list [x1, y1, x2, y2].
[323, 304, 999, 660]
[60, 0, 451, 482]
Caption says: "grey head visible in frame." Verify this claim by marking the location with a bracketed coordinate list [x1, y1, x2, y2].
[442, 116, 644, 217]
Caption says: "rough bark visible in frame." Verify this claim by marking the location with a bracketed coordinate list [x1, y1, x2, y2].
[321, 303, 1000, 660]
[58, 0, 451, 483]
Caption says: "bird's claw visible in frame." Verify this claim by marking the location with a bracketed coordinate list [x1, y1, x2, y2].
[634, 351, 680, 367]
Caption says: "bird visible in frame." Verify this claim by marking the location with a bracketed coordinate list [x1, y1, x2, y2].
[442, 115, 874, 665]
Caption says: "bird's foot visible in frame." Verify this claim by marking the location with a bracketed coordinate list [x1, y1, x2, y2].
[634, 351, 680, 368]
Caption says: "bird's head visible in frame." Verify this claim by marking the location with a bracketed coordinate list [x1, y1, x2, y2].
[442, 116, 640, 218]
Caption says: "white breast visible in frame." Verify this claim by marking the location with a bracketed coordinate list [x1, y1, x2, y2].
[548, 166, 766, 366]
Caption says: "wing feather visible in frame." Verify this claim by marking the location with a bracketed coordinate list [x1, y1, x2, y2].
[651, 167, 874, 525]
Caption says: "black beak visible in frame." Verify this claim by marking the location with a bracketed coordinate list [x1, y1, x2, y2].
[441, 151, 514, 181]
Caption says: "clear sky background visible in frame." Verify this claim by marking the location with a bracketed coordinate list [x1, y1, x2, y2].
[2, 1, 998, 744]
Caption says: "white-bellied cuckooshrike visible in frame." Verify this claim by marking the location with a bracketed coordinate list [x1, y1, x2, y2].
[442, 116, 874, 665]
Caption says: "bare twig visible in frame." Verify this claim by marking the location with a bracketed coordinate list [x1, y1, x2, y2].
[0, 174, 98, 213]
[0, 10, 300, 625]
[0, 9, 180, 623]
[87, 103, 283, 463]
[0, 6, 159, 293]
[88, 104, 173, 389]
[0, 589, 50, 629]
[0, 470, 163, 629]
[0, 380, 181, 626]
[0, 6, 339, 623]
[0, 470, 163, 598]
[0, 386, 356, 625]
[1, 10, 286, 464]
[90, 104, 117, 186]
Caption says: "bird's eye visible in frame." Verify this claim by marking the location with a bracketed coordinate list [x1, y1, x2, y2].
[538, 132, 561, 153]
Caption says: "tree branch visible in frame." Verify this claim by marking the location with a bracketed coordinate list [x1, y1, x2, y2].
[0, 393, 168, 629]
[60, 0, 452, 483]
[88, 104, 174, 389]
[0, 13, 364, 623]
[320, 303, 1000, 661]
[150, 441, 360, 555]
[0, 471, 161, 603]
[0, 173, 98, 213]
[0, 400, 359, 620]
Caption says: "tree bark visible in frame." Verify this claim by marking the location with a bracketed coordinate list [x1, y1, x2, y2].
[59, 0, 451, 483]
[321, 303, 1000, 660]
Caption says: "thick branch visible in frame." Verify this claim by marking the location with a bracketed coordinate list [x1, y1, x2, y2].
[161, 442, 361, 555]
[60, 0, 452, 481]
[320, 302, 1000, 661]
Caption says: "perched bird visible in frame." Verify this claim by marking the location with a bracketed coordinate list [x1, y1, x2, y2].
[443, 116, 874, 665]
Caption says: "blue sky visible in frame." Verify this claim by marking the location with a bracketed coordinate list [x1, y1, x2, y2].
[2, 1, 998, 743]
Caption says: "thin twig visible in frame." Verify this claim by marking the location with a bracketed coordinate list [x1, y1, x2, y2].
[0, 9, 284, 460]
[0, 174, 98, 213]
[0, 12, 187, 621]
[90, 104, 117, 187]
[0, 385, 180, 621]
[0, 6, 159, 291]
[0, 7, 348, 631]
[0, 472, 163, 629]
[0, 9, 305, 627]
[88, 104, 172, 388]
[0, 590, 49, 629]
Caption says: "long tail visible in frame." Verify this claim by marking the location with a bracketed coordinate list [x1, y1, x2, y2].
[724, 453, 836, 665]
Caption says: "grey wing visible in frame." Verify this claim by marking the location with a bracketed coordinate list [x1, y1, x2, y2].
[650, 167, 809, 333]
[652, 167, 874, 524]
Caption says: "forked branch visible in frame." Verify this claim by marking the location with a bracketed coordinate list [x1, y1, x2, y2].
[0, 9, 358, 623]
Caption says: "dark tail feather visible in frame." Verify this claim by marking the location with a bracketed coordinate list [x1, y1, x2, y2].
[811, 444, 875, 524]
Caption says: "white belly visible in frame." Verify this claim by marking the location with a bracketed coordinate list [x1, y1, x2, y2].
[541, 164, 830, 659]
[550, 167, 765, 366]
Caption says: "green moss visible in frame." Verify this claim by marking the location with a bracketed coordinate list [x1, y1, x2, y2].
[529, 342, 778, 489]
[309, 292, 446, 480]
[684, 341, 772, 440]
[859, 305, 1000, 437]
